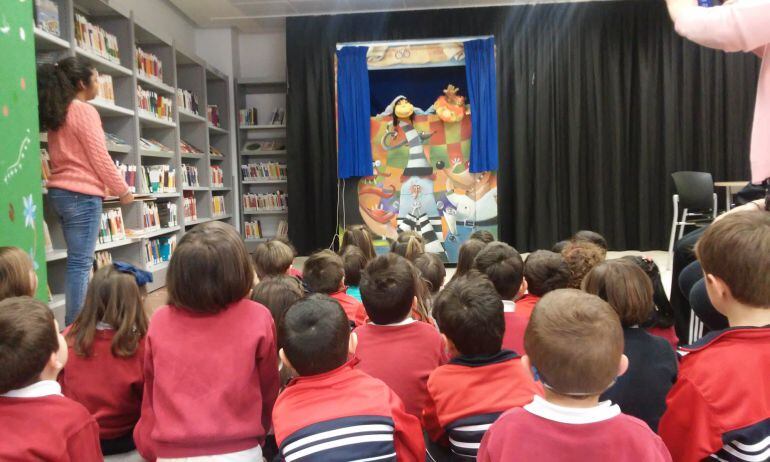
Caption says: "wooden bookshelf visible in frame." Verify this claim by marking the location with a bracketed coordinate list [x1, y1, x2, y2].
[34, 0, 235, 323]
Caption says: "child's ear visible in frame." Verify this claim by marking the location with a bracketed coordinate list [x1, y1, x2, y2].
[279, 348, 297, 376]
[348, 332, 358, 355]
[519, 278, 528, 297]
[617, 354, 629, 378]
[705, 273, 730, 304]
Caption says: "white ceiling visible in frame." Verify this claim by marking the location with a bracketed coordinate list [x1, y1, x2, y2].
[169, 0, 600, 32]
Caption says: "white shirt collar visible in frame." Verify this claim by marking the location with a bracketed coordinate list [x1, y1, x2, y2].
[96, 321, 113, 330]
[372, 317, 416, 327]
[1, 380, 62, 398]
[502, 300, 516, 313]
[524, 395, 620, 424]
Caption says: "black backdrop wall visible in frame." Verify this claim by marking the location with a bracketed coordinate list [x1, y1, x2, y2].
[285, 0, 759, 255]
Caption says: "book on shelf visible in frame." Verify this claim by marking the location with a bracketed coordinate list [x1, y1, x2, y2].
[137, 85, 173, 121]
[242, 191, 287, 211]
[177, 88, 200, 115]
[238, 108, 259, 126]
[41, 148, 51, 187]
[207, 105, 220, 127]
[43, 220, 53, 252]
[114, 161, 137, 193]
[74, 13, 120, 64]
[142, 201, 161, 230]
[269, 107, 286, 125]
[105, 132, 130, 147]
[94, 251, 112, 270]
[98, 208, 126, 244]
[180, 139, 203, 154]
[136, 47, 163, 82]
[139, 165, 176, 194]
[181, 164, 200, 188]
[210, 146, 223, 158]
[35, 0, 61, 37]
[241, 140, 286, 153]
[158, 202, 178, 228]
[211, 196, 226, 216]
[183, 192, 198, 221]
[139, 137, 172, 152]
[277, 220, 289, 237]
[96, 74, 115, 103]
[244, 219, 263, 239]
[241, 161, 287, 180]
[145, 235, 177, 266]
[210, 166, 224, 188]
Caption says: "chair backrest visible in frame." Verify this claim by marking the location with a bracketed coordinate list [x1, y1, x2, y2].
[672, 171, 715, 210]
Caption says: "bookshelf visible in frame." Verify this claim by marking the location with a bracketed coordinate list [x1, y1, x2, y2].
[235, 78, 288, 247]
[34, 0, 235, 323]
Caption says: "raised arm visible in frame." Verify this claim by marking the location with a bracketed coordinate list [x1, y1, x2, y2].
[666, 0, 770, 52]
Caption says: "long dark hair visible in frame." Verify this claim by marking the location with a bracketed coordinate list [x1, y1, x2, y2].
[621, 256, 675, 329]
[37, 57, 94, 131]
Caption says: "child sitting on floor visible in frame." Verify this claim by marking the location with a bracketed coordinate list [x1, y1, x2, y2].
[252, 239, 296, 282]
[272, 294, 425, 461]
[478, 289, 671, 461]
[516, 250, 570, 319]
[450, 238, 487, 283]
[414, 252, 446, 297]
[0, 297, 102, 461]
[0, 246, 38, 301]
[424, 272, 542, 460]
[341, 246, 367, 303]
[303, 249, 367, 327]
[59, 262, 151, 456]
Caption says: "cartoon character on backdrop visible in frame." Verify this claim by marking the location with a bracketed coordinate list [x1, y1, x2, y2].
[380, 96, 446, 256]
[434, 84, 466, 123]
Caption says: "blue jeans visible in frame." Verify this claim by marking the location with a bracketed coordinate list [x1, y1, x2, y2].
[48, 188, 102, 325]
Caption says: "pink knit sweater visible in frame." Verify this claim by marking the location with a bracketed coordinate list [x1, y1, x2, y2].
[47, 99, 129, 198]
[673, 0, 770, 183]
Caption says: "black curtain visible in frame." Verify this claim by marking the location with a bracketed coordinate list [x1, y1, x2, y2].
[286, 0, 759, 255]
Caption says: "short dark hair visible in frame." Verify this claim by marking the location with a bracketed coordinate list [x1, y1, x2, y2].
[434, 273, 504, 356]
[469, 230, 495, 244]
[360, 254, 415, 324]
[341, 246, 367, 287]
[303, 250, 344, 294]
[251, 275, 305, 340]
[551, 240, 570, 254]
[414, 253, 446, 294]
[252, 240, 294, 279]
[582, 260, 654, 327]
[472, 242, 524, 300]
[524, 250, 570, 297]
[573, 230, 608, 252]
[696, 212, 770, 307]
[0, 297, 59, 394]
[280, 295, 350, 376]
[525, 289, 623, 396]
[167, 221, 254, 313]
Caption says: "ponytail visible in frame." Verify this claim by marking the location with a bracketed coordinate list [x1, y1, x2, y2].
[37, 57, 94, 131]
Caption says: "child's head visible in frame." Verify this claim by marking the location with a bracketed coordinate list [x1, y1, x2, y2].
[167, 221, 254, 313]
[433, 273, 504, 357]
[524, 289, 625, 398]
[582, 260, 653, 328]
[573, 230, 608, 256]
[390, 231, 424, 261]
[279, 294, 353, 376]
[469, 229, 495, 244]
[524, 250, 570, 297]
[551, 240, 570, 254]
[696, 212, 770, 313]
[454, 238, 487, 279]
[0, 297, 67, 393]
[251, 275, 304, 336]
[340, 225, 377, 262]
[621, 256, 675, 328]
[252, 240, 295, 280]
[472, 242, 524, 300]
[69, 264, 149, 357]
[0, 247, 37, 300]
[303, 249, 345, 294]
[414, 253, 446, 294]
[561, 241, 605, 289]
[341, 246, 367, 288]
[360, 253, 415, 324]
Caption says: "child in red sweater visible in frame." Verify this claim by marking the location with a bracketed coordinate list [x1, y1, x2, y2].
[0, 297, 102, 461]
[59, 262, 150, 456]
[517, 250, 570, 319]
[0, 246, 38, 300]
[303, 249, 367, 326]
[273, 294, 425, 461]
[424, 272, 542, 460]
[659, 213, 770, 462]
[134, 222, 280, 460]
[355, 253, 448, 417]
[478, 290, 671, 462]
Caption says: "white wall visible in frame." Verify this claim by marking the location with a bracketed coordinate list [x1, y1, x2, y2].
[237, 32, 286, 80]
[110, 0, 196, 49]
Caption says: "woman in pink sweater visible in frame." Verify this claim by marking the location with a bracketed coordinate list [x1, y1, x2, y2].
[666, 0, 770, 185]
[38, 57, 134, 325]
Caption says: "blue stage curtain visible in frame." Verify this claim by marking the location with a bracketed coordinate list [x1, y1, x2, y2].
[464, 38, 499, 173]
[336, 46, 373, 178]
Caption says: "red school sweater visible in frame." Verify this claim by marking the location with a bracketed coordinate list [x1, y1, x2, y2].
[329, 290, 368, 327]
[501, 301, 529, 355]
[353, 320, 448, 417]
[514, 293, 540, 319]
[273, 359, 425, 462]
[658, 326, 770, 462]
[422, 350, 543, 458]
[0, 381, 102, 461]
[59, 328, 144, 439]
[133, 299, 280, 460]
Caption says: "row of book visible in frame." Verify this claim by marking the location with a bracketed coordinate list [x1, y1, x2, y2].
[136, 48, 163, 82]
[137, 86, 173, 122]
[35, 0, 61, 37]
[210, 146, 224, 158]
[182, 164, 200, 188]
[241, 162, 287, 180]
[183, 193, 197, 221]
[241, 139, 286, 153]
[98, 208, 127, 244]
[268, 107, 286, 125]
[115, 161, 137, 193]
[211, 166, 224, 188]
[212, 196, 227, 217]
[158, 202, 178, 228]
[140, 165, 176, 194]
[244, 219, 288, 240]
[238, 108, 259, 126]
[94, 251, 112, 270]
[242, 191, 287, 211]
[145, 236, 176, 267]
[142, 202, 161, 230]
[75, 13, 120, 64]
[106, 132, 129, 147]
[96, 75, 115, 103]
[139, 137, 173, 153]
[277, 220, 289, 237]
[177, 88, 200, 115]
[180, 139, 203, 154]
[41, 149, 51, 188]
[207, 105, 220, 127]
